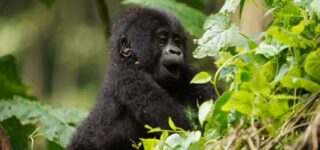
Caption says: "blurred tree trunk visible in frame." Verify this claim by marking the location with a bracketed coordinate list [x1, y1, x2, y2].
[231, 0, 273, 36]
[95, 0, 123, 37]
[0, 124, 11, 150]
[21, 3, 58, 100]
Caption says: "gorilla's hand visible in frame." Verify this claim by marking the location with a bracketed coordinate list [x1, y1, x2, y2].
[181, 67, 216, 105]
[116, 69, 193, 130]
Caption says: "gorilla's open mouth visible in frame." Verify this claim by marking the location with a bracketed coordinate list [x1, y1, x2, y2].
[163, 64, 181, 78]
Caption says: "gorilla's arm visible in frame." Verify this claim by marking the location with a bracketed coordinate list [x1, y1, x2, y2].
[114, 68, 193, 130]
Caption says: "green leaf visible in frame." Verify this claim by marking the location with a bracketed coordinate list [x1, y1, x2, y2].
[304, 49, 320, 82]
[168, 117, 176, 130]
[193, 14, 247, 59]
[204, 92, 231, 139]
[148, 127, 162, 133]
[190, 71, 212, 84]
[249, 71, 271, 96]
[268, 100, 289, 117]
[239, 0, 246, 18]
[0, 97, 88, 147]
[291, 20, 305, 34]
[164, 131, 201, 150]
[0, 55, 29, 99]
[280, 76, 320, 92]
[273, 63, 290, 83]
[140, 138, 160, 150]
[255, 42, 280, 58]
[222, 91, 254, 115]
[267, 27, 315, 48]
[1, 117, 35, 150]
[123, 0, 206, 37]
[198, 100, 213, 127]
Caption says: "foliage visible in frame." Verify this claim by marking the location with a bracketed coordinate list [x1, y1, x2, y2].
[0, 55, 88, 149]
[0, 55, 29, 98]
[133, 0, 320, 149]
[122, 0, 207, 37]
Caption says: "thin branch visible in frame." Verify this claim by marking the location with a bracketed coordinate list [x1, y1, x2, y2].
[95, 0, 111, 37]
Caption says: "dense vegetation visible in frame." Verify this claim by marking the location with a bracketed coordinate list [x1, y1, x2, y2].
[0, 0, 319, 149]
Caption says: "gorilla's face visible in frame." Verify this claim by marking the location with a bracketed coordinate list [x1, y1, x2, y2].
[113, 9, 187, 86]
[156, 27, 185, 81]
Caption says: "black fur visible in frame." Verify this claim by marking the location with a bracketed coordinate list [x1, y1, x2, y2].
[68, 8, 215, 150]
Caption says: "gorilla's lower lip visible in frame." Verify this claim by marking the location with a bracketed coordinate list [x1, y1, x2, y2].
[163, 64, 180, 78]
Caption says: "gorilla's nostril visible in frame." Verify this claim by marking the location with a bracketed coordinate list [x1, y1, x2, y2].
[169, 49, 181, 55]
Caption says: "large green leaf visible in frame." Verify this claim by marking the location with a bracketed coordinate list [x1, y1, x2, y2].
[123, 0, 206, 37]
[304, 49, 320, 82]
[0, 97, 88, 147]
[280, 76, 320, 93]
[193, 13, 247, 59]
[222, 91, 254, 115]
[0, 55, 29, 99]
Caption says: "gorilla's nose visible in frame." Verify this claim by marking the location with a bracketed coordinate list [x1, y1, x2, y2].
[169, 49, 182, 55]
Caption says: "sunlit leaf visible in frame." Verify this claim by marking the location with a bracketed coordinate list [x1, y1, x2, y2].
[267, 27, 315, 48]
[164, 131, 201, 150]
[140, 138, 159, 150]
[168, 117, 176, 130]
[291, 20, 305, 34]
[198, 100, 213, 126]
[0, 97, 88, 147]
[280, 76, 320, 92]
[268, 100, 289, 117]
[190, 71, 212, 84]
[304, 49, 320, 82]
[193, 13, 247, 58]
[222, 91, 254, 115]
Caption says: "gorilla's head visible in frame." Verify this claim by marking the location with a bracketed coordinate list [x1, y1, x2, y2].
[109, 8, 187, 84]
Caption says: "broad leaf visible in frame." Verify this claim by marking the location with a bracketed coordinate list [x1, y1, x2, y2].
[193, 14, 247, 59]
[304, 49, 320, 82]
[198, 100, 213, 126]
[0, 97, 88, 147]
[123, 0, 206, 37]
[222, 91, 254, 115]
[280, 76, 320, 92]
[0, 55, 28, 99]
[190, 71, 211, 84]
[255, 42, 280, 58]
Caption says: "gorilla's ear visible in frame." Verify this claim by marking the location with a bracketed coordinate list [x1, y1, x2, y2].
[120, 36, 132, 58]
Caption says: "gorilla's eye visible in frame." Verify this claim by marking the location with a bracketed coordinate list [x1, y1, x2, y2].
[158, 34, 168, 45]
[174, 38, 182, 45]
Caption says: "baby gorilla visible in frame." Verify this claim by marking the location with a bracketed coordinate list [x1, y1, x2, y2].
[68, 8, 215, 150]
